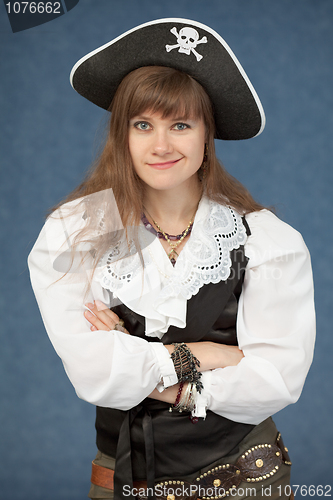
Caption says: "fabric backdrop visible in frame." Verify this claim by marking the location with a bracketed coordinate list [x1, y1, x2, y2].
[1, 1, 332, 498]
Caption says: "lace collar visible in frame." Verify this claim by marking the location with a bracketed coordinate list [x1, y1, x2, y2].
[96, 197, 247, 338]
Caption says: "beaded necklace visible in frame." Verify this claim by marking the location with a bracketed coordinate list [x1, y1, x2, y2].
[141, 211, 194, 266]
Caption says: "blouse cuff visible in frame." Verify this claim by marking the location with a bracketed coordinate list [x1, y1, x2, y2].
[150, 343, 178, 392]
[192, 370, 212, 419]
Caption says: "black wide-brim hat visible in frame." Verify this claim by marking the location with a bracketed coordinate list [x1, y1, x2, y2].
[70, 18, 265, 140]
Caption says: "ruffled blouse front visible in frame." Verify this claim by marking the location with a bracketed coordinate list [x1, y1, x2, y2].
[96, 197, 247, 338]
[28, 196, 315, 425]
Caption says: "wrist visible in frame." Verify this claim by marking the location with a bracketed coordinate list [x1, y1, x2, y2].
[165, 344, 174, 355]
[170, 342, 203, 393]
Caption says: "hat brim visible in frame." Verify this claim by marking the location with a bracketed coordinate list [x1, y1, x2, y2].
[70, 18, 265, 140]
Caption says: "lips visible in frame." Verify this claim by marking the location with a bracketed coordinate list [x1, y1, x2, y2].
[147, 157, 183, 170]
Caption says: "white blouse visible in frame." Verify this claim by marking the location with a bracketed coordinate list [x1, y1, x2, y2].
[28, 196, 315, 425]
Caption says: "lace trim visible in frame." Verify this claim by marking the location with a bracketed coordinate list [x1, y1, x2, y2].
[96, 202, 247, 299]
[160, 203, 247, 300]
[96, 237, 150, 292]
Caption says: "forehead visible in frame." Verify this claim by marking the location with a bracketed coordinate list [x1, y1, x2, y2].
[126, 75, 208, 121]
[129, 99, 205, 122]
[130, 109, 200, 121]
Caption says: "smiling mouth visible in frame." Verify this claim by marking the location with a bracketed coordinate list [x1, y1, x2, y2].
[147, 158, 183, 169]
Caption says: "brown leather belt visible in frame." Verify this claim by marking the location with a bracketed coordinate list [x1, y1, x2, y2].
[91, 433, 291, 499]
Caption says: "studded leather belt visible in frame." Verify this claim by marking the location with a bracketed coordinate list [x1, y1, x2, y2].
[91, 432, 291, 499]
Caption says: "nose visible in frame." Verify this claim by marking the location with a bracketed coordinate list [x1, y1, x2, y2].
[151, 129, 173, 156]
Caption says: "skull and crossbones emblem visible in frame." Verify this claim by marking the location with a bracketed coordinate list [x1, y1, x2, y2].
[165, 26, 207, 62]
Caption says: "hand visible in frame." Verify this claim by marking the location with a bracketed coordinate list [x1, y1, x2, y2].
[84, 300, 130, 334]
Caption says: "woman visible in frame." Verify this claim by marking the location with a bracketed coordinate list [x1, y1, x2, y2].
[28, 19, 315, 500]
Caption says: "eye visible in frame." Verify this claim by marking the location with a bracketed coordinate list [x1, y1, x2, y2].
[173, 122, 190, 131]
[134, 121, 151, 131]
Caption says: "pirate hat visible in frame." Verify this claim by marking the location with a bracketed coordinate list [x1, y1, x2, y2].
[70, 18, 265, 140]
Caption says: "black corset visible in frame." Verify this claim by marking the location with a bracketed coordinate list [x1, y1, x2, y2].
[95, 229, 254, 496]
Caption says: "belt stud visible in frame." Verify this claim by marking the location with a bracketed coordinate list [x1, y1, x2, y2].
[255, 458, 264, 468]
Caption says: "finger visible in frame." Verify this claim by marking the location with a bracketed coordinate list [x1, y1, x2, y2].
[86, 301, 111, 311]
[85, 310, 130, 334]
[95, 306, 120, 323]
[95, 300, 109, 311]
[86, 301, 120, 322]
[84, 310, 112, 331]
[86, 302, 120, 329]
[84, 302, 129, 334]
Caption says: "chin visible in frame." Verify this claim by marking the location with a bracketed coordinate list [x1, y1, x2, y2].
[144, 174, 200, 192]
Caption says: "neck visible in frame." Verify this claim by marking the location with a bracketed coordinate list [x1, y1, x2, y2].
[143, 183, 203, 229]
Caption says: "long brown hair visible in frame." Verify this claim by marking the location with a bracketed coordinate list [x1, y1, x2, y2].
[52, 66, 264, 270]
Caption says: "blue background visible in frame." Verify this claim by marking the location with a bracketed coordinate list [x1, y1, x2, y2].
[1, 1, 332, 498]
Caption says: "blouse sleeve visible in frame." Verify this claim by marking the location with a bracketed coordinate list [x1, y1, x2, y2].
[194, 210, 315, 425]
[28, 205, 177, 410]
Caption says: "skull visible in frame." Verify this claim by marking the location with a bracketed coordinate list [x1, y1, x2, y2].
[178, 27, 200, 53]
[165, 26, 208, 61]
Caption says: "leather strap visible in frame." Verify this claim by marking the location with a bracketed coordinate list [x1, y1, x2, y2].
[91, 463, 151, 491]
[91, 432, 292, 494]
[91, 462, 115, 490]
[91, 464, 149, 490]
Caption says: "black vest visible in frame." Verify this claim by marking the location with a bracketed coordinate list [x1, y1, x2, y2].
[95, 225, 254, 488]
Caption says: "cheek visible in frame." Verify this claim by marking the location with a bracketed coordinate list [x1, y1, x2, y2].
[192, 141, 205, 167]
[128, 136, 141, 166]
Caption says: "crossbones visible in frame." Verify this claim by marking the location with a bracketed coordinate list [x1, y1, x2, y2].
[165, 26, 207, 62]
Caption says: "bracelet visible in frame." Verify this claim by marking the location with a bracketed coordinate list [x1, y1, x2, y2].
[174, 382, 197, 413]
[169, 381, 184, 413]
[169, 382, 197, 414]
[170, 342, 203, 393]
